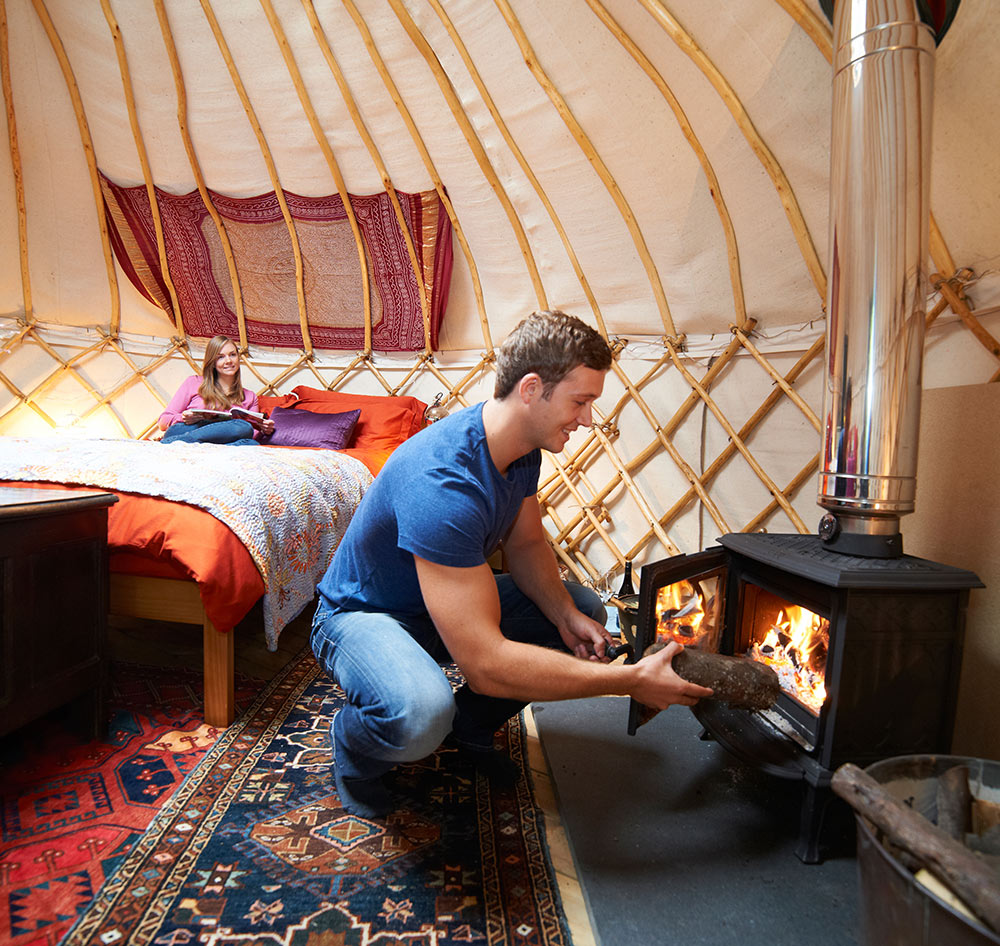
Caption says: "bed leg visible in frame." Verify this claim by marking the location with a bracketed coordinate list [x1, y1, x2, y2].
[203, 618, 235, 728]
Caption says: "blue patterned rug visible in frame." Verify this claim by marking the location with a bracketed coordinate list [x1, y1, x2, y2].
[63, 648, 572, 946]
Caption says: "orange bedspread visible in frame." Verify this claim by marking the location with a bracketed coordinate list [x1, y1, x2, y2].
[2, 445, 385, 633]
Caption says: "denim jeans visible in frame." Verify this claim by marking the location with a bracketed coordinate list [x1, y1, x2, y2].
[161, 419, 258, 446]
[311, 575, 605, 783]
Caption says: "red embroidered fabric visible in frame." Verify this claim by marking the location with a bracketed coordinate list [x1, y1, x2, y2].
[100, 173, 453, 351]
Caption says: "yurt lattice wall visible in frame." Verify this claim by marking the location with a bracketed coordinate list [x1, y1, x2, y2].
[2, 0, 999, 594]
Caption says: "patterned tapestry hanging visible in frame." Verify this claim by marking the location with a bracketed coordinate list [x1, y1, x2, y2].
[100, 173, 453, 351]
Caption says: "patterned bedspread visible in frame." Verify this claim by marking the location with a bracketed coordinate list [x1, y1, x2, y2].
[0, 436, 373, 649]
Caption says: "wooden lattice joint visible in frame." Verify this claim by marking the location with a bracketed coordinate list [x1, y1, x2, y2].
[932, 268, 1000, 364]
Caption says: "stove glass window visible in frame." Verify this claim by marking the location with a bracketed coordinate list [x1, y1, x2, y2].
[741, 584, 829, 715]
[653, 572, 722, 653]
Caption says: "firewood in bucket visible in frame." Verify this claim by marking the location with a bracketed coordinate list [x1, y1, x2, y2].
[936, 764, 973, 840]
[832, 762, 1000, 934]
[606, 639, 781, 727]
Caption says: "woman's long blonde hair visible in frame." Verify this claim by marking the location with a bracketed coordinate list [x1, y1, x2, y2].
[198, 335, 245, 410]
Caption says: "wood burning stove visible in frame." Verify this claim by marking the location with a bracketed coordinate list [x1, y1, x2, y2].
[628, 532, 982, 863]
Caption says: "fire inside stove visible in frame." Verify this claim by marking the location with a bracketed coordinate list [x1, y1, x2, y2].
[743, 589, 829, 714]
[653, 577, 721, 653]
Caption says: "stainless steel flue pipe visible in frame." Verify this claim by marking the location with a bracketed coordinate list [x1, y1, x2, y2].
[818, 0, 936, 558]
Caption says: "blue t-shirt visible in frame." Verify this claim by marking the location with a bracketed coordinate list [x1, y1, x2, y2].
[317, 402, 540, 616]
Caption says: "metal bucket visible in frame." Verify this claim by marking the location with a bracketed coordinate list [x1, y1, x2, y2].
[856, 754, 1000, 946]
[613, 594, 639, 649]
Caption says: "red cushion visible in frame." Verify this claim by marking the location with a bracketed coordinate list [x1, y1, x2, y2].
[258, 393, 299, 413]
[286, 387, 427, 452]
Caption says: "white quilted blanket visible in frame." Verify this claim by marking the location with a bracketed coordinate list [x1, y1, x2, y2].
[0, 436, 373, 649]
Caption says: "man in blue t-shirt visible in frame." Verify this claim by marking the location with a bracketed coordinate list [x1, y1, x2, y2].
[312, 310, 712, 816]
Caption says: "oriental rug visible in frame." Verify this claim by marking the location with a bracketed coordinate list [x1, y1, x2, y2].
[62, 648, 572, 946]
[0, 661, 261, 946]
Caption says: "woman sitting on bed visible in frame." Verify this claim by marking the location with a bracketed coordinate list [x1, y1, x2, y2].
[158, 335, 276, 445]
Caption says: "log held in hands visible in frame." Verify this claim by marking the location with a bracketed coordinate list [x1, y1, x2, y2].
[610, 640, 782, 728]
[671, 647, 781, 710]
[831, 762, 1000, 935]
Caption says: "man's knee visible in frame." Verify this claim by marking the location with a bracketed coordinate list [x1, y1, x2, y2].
[395, 682, 456, 759]
[567, 581, 606, 622]
[350, 676, 456, 762]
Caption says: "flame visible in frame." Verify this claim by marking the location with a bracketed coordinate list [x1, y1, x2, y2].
[749, 606, 829, 713]
[655, 580, 708, 646]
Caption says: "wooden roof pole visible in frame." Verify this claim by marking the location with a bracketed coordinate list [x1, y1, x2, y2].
[0, 0, 31, 323]
[389, 0, 549, 314]
[934, 273, 1000, 366]
[341, 0, 492, 351]
[261, 0, 374, 355]
[100, 0, 183, 337]
[197, 0, 314, 356]
[494, 0, 677, 336]
[154, 0, 246, 349]
[772, 0, 833, 53]
[587, 0, 747, 324]
[424, 0, 610, 337]
[300, 0, 432, 356]
[30, 0, 121, 334]
[640, 0, 827, 301]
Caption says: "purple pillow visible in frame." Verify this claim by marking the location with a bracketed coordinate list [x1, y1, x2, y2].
[262, 407, 361, 450]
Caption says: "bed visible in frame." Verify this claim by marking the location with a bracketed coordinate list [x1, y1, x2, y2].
[0, 388, 428, 727]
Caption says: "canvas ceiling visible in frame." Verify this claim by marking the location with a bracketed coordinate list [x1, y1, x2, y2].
[1, 0, 998, 584]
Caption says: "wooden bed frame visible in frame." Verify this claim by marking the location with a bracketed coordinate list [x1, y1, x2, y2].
[110, 573, 235, 727]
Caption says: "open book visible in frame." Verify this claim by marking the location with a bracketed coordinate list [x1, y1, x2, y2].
[183, 406, 268, 430]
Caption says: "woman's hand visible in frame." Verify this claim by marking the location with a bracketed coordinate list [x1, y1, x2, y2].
[259, 417, 276, 436]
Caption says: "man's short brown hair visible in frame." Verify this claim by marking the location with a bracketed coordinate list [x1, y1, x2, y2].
[493, 310, 612, 400]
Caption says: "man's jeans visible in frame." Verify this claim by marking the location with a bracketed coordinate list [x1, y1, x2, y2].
[311, 576, 605, 784]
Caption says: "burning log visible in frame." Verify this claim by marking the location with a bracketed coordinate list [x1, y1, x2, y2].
[832, 762, 1000, 934]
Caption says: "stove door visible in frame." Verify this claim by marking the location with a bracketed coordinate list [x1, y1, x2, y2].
[628, 547, 729, 734]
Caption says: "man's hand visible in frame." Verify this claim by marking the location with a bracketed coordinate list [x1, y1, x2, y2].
[630, 641, 714, 708]
[558, 608, 614, 661]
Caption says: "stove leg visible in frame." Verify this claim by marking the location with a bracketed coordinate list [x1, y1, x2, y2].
[795, 782, 831, 864]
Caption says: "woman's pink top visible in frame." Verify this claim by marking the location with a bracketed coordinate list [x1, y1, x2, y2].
[158, 375, 260, 429]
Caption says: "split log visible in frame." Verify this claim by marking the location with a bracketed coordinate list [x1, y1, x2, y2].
[937, 764, 972, 840]
[832, 762, 1000, 934]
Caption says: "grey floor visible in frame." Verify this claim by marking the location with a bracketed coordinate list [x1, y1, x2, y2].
[532, 695, 861, 946]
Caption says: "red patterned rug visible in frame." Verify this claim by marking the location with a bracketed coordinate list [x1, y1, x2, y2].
[0, 662, 260, 946]
[60, 648, 572, 946]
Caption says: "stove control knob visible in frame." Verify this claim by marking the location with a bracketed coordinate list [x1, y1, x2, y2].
[818, 513, 839, 542]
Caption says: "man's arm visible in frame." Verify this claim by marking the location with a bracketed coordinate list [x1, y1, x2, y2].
[501, 495, 609, 659]
[413, 555, 712, 709]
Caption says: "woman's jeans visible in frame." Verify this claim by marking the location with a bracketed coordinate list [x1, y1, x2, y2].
[311, 576, 605, 784]
[161, 419, 258, 446]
